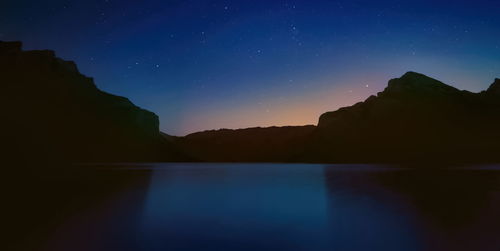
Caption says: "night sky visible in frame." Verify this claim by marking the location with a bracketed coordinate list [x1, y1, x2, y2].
[2, 0, 499, 135]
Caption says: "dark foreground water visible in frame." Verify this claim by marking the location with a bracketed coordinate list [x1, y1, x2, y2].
[7, 164, 500, 251]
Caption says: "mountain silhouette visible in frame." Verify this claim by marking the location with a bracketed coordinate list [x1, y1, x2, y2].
[0, 41, 185, 166]
[176, 126, 315, 162]
[178, 72, 500, 163]
[3, 41, 500, 164]
[303, 72, 500, 163]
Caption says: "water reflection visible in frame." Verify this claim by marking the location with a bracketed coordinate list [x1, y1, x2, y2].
[7, 167, 154, 251]
[138, 164, 331, 251]
[322, 166, 500, 251]
[11, 164, 500, 251]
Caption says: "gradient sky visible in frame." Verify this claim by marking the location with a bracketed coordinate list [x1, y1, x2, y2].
[2, 0, 499, 135]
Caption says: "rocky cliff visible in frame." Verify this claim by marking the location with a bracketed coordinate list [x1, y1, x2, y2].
[306, 72, 500, 163]
[0, 41, 184, 165]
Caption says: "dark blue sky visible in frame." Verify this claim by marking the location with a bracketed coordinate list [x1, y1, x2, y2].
[2, 0, 499, 135]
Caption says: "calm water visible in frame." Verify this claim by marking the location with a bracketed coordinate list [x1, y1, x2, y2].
[12, 164, 500, 251]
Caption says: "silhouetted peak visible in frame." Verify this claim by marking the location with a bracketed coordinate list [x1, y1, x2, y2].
[0, 40, 81, 74]
[381, 71, 459, 97]
[486, 78, 500, 95]
[400, 71, 427, 79]
[1, 40, 186, 162]
[0, 41, 22, 54]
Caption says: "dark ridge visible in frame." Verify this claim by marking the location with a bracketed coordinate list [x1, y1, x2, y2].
[0, 41, 187, 167]
[172, 71, 500, 164]
[486, 78, 500, 95]
[3, 40, 500, 165]
[176, 125, 316, 162]
[381, 71, 461, 97]
[309, 72, 500, 163]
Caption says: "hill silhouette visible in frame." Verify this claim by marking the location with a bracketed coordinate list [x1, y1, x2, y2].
[179, 72, 500, 163]
[176, 126, 316, 162]
[3, 41, 500, 164]
[0, 41, 186, 166]
[304, 72, 500, 163]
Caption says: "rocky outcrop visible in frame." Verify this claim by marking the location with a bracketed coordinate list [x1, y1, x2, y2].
[0, 41, 184, 164]
[485, 78, 500, 96]
[306, 72, 500, 163]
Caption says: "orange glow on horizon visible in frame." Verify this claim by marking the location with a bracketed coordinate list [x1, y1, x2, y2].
[177, 76, 384, 136]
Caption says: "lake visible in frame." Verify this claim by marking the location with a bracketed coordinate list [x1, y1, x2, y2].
[7, 163, 500, 251]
